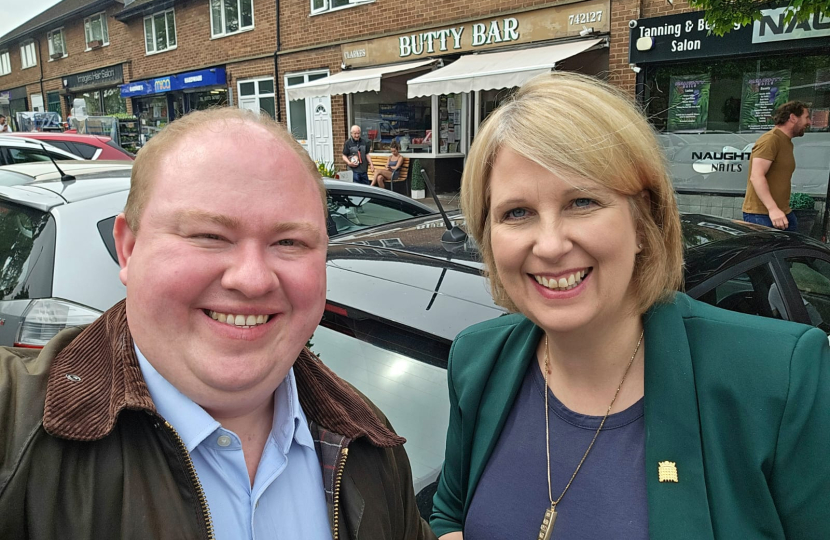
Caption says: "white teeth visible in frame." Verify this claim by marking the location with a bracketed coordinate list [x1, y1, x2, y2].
[207, 310, 270, 327]
[534, 270, 590, 291]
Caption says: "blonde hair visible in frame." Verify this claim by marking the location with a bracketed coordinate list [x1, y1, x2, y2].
[125, 107, 326, 232]
[461, 72, 683, 315]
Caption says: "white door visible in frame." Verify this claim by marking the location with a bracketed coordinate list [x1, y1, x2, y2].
[30, 94, 44, 112]
[311, 96, 333, 164]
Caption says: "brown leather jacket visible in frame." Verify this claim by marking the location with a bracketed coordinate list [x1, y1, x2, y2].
[0, 301, 436, 540]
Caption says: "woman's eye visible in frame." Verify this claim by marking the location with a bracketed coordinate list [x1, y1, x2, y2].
[573, 198, 595, 208]
[505, 208, 528, 220]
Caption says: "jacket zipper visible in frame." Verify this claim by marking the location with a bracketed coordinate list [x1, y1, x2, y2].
[162, 420, 216, 540]
[332, 447, 350, 540]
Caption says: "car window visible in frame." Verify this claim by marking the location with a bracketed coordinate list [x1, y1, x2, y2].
[43, 141, 76, 155]
[72, 142, 100, 160]
[6, 147, 72, 163]
[97, 216, 118, 263]
[784, 257, 830, 332]
[326, 192, 430, 235]
[694, 263, 784, 320]
[0, 202, 55, 300]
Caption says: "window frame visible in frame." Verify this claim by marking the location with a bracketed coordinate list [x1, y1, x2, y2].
[143, 8, 177, 55]
[237, 77, 276, 118]
[84, 12, 110, 50]
[209, 0, 255, 39]
[20, 41, 37, 69]
[0, 51, 10, 76]
[311, 0, 374, 16]
[47, 27, 67, 60]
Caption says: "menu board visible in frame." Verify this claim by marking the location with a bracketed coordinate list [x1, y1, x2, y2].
[740, 70, 791, 132]
[667, 74, 711, 131]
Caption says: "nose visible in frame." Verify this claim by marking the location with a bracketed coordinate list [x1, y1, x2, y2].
[531, 215, 573, 261]
[221, 242, 279, 298]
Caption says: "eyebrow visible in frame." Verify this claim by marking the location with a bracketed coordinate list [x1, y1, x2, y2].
[172, 209, 321, 235]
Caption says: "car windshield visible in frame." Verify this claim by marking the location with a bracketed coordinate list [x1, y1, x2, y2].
[0, 203, 55, 300]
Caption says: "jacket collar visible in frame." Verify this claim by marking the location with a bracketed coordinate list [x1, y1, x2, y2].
[43, 300, 404, 448]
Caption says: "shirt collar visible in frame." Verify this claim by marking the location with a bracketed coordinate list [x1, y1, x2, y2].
[135, 345, 314, 453]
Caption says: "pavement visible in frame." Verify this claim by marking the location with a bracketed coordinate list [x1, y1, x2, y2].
[413, 192, 461, 212]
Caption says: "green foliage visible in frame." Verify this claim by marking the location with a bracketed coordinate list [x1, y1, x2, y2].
[316, 161, 338, 178]
[410, 159, 425, 190]
[790, 192, 816, 210]
[687, 0, 829, 36]
[108, 113, 138, 120]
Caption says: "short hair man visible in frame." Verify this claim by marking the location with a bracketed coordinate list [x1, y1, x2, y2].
[742, 101, 812, 231]
[0, 108, 435, 540]
[0, 114, 12, 132]
[342, 124, 375, 185]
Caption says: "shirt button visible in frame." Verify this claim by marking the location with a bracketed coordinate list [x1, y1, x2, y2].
[217, 435, 232, 447]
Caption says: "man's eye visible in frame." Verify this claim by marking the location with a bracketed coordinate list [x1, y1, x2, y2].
[195, 233, 224, 241]
[505, 208, 528, 220]
[278, 239, 296, 246]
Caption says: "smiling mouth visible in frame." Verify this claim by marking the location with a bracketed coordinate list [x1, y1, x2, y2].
[204, 309, 272, 328]
[532, 268, 592, 291]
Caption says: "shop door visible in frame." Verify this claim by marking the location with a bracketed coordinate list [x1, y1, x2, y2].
[311, 96, 333, 164]
[30, 94, 44, 112]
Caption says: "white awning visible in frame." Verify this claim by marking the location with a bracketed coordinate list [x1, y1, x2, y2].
[407, 38, 604, 98]
[287, 59, 435, 101]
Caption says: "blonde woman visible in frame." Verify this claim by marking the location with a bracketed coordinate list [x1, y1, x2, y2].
[431, 72, 830, 539]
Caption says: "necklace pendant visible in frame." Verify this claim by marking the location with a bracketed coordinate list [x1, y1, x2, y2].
[538, 506, 557, 540]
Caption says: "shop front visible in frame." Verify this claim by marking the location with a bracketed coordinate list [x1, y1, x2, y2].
[630, 9, 830, 209]
[287, 0, 610, 191]
[0, 87, 28, 130]
[62, 65, 127, 117]
[120, 67, 228, 143]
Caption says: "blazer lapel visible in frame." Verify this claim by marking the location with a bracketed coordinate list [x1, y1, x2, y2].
[467, 318, 542, 503]
[644, 295, 714, 539]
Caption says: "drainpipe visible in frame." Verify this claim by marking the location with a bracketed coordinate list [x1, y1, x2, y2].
[34, 37, 46, 112]
[274, 0, 282, 122]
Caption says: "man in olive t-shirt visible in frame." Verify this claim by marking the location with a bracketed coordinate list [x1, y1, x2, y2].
[742, 101, 811, 231]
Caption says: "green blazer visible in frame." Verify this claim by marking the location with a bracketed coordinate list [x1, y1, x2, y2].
[430, 293, 830, 539]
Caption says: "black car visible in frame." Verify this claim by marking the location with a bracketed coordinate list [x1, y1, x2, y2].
[310, 211, 830, 516]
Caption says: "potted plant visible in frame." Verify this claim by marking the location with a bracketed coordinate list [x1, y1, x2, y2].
[410, 159, 426, 199]
[790, 192, 819, 237]
[316, 160, 337, 179]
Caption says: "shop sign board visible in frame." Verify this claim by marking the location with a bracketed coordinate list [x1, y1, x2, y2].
[342, 0, 610, 68]
[660, 132, 830, 195]
[630, 8, 830, 64]
[120, 68, 227, 98]
[63, 65, 124, 91]
[4, 87, 31, 100]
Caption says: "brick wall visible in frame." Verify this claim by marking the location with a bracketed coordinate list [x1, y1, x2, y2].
[123, 0, 277, 81]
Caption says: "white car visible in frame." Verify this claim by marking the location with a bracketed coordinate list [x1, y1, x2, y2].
[0, 135, 82, 165]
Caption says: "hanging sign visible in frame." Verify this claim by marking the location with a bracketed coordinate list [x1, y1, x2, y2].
[667, 74, 711, 131]
[739, 70, 791, 131]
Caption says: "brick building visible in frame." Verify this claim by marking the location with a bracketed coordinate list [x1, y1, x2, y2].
[0, 0, 133, 128]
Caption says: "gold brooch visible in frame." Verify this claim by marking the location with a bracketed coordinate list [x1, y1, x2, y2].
[658, 461, 678, 483]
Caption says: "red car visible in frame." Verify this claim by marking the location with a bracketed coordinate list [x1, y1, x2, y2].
[6, 132, 134, 161]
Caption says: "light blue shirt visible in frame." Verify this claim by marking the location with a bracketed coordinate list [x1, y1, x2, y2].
[136, 347, 332, 540]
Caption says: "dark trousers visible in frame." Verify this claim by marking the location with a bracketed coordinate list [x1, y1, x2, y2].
[353, 172, 370, 185]
[742, 212, 798, 232]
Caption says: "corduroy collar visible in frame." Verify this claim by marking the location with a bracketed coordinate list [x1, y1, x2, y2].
[43, 300, 404, 448]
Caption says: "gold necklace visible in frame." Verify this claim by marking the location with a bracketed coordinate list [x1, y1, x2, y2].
[538, 330, 644, 540]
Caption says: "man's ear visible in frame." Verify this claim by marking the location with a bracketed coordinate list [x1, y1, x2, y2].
[113, 213, 136, 286]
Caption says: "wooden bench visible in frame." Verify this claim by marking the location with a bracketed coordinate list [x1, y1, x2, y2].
[369, 154, 409, 187]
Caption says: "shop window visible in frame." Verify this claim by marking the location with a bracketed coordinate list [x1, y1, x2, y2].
[84, 12, 110, 49]
[311, 0, 372, 16]
[0, 52, 10, 76]
[20, 41, 37, 69]
[438, 94, 463, 154]
[80, 91, 103, 116]
[144, 9, 177, 54]
[210, 0, 254, 38]
[238, 78, 275, 119]
[353, 72, 432, 154]
[47, 28, 67, 60]
[103, 87, 126, 115]
[644, 54, 830, 133]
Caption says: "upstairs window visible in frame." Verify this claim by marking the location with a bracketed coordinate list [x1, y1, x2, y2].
[311, 0, 372, 16]
[47, 28, 67, 59]
[0, 51, 10, 76]
[84, 12, 110, 49]
[144, 9, 177, 54]
[210, 0, 254, 38]
[20, 41, 37, 69]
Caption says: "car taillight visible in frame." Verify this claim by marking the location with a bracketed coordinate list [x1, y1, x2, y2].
[15, 298, 103, 348]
